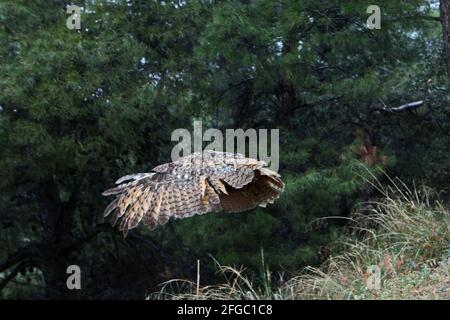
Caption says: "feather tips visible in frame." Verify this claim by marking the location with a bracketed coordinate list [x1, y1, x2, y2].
[102, 151, 284, 236]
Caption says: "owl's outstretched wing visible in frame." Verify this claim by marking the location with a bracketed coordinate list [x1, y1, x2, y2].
[102, 151, 284, 236]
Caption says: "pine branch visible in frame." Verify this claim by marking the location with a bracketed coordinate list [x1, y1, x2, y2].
[60, 223, 112, 254]
[0, 261, 26, 292]
[379, 100, 424, 113]
[0, 246, 33, 273]
[383, 100, 424, 112]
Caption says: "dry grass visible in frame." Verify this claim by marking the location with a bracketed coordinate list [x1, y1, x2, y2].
[151, 178, 450, 300]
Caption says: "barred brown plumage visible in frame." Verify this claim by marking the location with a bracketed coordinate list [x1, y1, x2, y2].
[102, 150, 284, 236]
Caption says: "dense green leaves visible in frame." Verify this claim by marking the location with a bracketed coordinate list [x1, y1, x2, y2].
[0, 0, 448, 298]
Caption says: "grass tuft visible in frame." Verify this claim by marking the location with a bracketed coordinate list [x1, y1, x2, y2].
[151, 180, 449, 300]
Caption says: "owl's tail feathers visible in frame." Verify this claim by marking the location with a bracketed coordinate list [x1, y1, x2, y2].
[258, 167, 280, 177]
[219, 168, 284, 213]
[258, 168, 285, 191]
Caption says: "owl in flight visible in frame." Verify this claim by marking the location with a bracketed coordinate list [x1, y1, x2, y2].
[102, 151, 284, 236]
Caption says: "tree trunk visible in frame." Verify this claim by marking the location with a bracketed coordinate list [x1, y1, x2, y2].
[43, 254, 78, 299]
[40, 180, 79, 299]
[440, 0, 450, 82]
[276, 32, 298, 129]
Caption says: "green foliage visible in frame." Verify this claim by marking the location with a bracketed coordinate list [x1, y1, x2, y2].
[0, 0, 448, 298]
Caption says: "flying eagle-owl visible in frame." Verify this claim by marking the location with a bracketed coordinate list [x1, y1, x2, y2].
[102, 151, 284, 236]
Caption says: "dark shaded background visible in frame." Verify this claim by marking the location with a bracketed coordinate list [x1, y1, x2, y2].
[0, 0, 448, 299]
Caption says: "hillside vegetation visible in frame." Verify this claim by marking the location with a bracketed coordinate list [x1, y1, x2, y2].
[155, 181, 449, 300]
